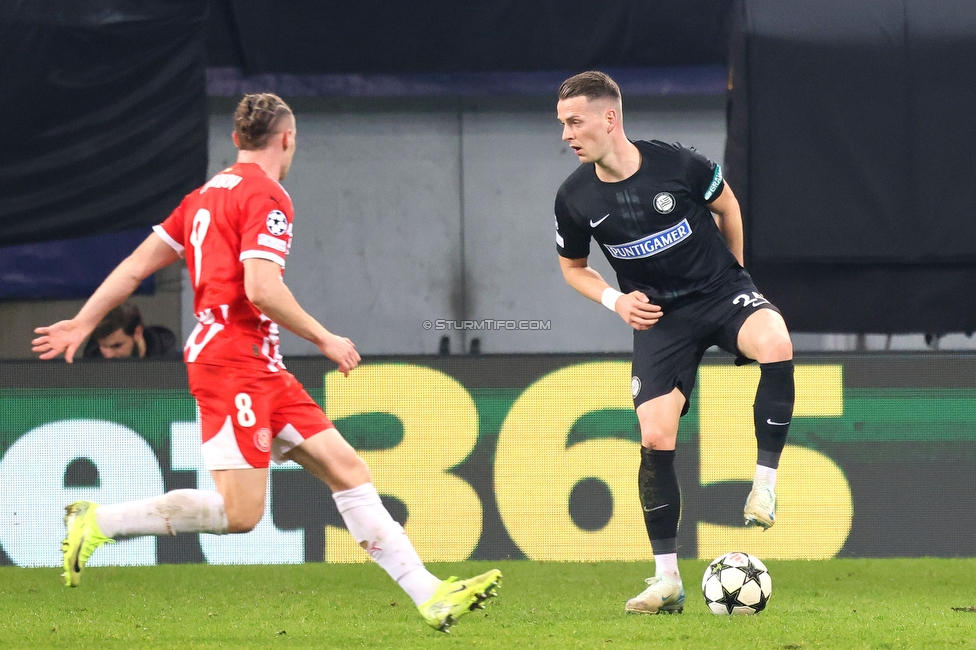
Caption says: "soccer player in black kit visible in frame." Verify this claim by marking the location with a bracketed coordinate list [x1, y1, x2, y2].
[554, 71, 794, 614]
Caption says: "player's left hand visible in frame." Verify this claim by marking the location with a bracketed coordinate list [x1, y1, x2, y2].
[615, 291, 664, 331]
[32, 319, 90, 363]
[320, 334, 360, 376]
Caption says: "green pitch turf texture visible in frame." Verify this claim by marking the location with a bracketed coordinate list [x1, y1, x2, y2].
[2, 559, 976, 649]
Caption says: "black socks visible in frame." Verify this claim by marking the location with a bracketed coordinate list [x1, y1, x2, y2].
[638, 446, 680, 553]
[754, 360, 795, 469]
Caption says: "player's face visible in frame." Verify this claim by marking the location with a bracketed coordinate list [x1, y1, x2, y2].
[98, 328, 137, 358]
[557, 96, 614, 164]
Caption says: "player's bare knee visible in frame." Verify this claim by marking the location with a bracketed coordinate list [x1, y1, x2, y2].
[222, 499, 265, 533]
[227, 521, 256, 534]
[639, 425, 677, 451]
[338, 453, 372, 488]
[318, 448, 372, 492]
[226, 510, 262, 533]
[755, 334, 793, 364]
[635, 390, 683, 450]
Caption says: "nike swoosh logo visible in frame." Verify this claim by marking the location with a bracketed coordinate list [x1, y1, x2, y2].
[589, 213, 610, 228]
[766, 419, 790, 426]
[643, 503, 669, 512]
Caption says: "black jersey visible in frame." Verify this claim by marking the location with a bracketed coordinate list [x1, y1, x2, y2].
[554, 140, 742, 306]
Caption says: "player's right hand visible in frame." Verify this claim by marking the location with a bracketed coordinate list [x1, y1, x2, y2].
[615, 291, 663, 330]
[320, 333, 360, 376]
[32, 319, 89, 363]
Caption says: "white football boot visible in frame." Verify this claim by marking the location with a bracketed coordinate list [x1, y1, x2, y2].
[743, 482, 776, 529]
[625, 576, 685, 614]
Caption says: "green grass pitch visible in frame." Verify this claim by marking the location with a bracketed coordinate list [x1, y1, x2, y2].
[3, 559, 976, 649]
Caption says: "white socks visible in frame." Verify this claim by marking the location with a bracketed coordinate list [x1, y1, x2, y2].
[94, 489, 229, 538]
[654, 553, 681, 583]
[332, 483, 440, 605]
[90, 483, 440, 605]
[754, 465, 777, 489]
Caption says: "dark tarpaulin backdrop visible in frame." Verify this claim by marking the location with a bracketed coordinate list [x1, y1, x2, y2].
[0, 1, 207, 248]
[204, 0, 733, 74]
[0, 229, 154, 300]
[726, 0, 976, 333]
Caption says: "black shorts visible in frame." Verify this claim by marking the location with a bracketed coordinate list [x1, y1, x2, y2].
[630, 279, 781, 413]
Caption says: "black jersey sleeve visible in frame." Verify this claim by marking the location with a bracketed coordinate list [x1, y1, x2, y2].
[554, 190, 590, 259]
[677, 145, 725, 206]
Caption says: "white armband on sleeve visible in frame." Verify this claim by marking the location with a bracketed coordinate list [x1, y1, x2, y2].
[601, 288, 623, 312]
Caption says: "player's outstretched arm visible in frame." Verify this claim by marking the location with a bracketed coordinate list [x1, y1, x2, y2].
[32, 233, 180, 362]
[243, 258, 360, 376]
[707, 183, 744, 267]
[557, 255, 662, 330]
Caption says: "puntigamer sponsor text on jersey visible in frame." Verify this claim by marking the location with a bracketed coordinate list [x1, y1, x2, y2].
[604, 219, 692, 260]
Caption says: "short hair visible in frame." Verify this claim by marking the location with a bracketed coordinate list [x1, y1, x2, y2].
[93, 304, 143, 341]
[234, 93, 294, 150]
[558, 71, 622, 103]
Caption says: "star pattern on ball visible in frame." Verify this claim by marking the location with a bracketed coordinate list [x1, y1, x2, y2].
[708, 559, 732, 577]
[714, 584, 748, 615]
[753, 585, 770, 613]
[739, 559, 766, 588]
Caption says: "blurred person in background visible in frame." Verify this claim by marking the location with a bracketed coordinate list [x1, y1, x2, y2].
[82, 302, 179, 359]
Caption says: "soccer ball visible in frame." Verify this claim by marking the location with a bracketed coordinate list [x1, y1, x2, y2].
[701, 552, 772, 615]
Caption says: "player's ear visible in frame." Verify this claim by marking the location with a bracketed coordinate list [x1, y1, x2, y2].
[232, 131, 241, 148]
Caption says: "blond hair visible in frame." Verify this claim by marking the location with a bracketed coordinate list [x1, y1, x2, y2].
[234, 93, 293, 150]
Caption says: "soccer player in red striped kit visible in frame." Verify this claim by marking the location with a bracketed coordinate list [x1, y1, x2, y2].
[33, 93, 499, 633]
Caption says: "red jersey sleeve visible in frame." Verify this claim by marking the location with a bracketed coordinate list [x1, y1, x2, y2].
[153, 195, 189, 256]
[238, 178, 294, 268]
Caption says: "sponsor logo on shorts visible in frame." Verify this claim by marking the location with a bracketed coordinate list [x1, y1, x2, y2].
[653, 192, 675, 214]
[632, 376, 641, 398]
[266, 210, 288, 235]
[605, 219, 692, 260]
[733, 292, 770, 308]
[254, 427, 272, 453]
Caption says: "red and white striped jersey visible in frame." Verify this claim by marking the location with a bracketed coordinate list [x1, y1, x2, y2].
[155, 162, 294, 372]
